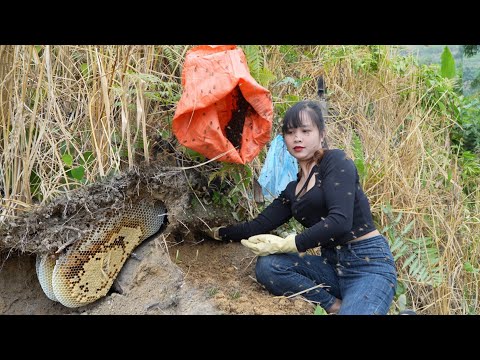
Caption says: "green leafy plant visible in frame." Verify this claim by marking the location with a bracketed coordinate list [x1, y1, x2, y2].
[351, 133, 366, 183]
[279, 45, 299, 63]
[56, 141, 96, 192]
[441, 46, 456, 79]
[242, 45, 276, 88]
[62, 152, 87, 183]
[29, 170, 42, 201]
[382, 204, 442, 287]
[207, 163, 255, 221]
[314, 305, 328, 315]
[451, 97, 480, 155]
[162, 45, 186, 75]
[229, 290, 241, 300]
[417, 63, 458, 117]
[207, 287, 219, 298]
[457, 150, 480, 194]
[352, 45, 386, 73]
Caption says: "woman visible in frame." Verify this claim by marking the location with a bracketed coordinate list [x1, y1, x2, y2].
[214, 100, 397, 315]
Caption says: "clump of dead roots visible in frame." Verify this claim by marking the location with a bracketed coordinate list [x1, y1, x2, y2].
[0, 161, 233, 258]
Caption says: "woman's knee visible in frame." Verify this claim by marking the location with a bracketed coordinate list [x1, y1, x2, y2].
[255, 255, 276, 284]
[255, 254, 298, 284]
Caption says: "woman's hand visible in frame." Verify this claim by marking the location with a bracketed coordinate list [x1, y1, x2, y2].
[241, 234, 297, 256]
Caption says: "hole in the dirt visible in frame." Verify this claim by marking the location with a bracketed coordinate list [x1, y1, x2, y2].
[107, 277, 127, 296]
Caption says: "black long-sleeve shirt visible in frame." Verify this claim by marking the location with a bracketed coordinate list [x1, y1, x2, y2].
[219, 149, 376, 252]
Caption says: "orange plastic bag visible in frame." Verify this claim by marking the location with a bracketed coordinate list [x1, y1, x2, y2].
[172, 45, 273, 164]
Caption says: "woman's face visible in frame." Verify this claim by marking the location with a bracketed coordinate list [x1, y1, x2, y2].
[283, 116, 323, 162]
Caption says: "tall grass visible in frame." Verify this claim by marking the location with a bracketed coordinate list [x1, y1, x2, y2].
[0, 45, 187, 219]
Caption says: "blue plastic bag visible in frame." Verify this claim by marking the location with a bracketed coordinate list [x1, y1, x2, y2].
[258, 134, 298, 201]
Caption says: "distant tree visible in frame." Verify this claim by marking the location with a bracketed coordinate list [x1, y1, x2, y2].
[463, 45, 480, 57]
[462, 46, 480, 92]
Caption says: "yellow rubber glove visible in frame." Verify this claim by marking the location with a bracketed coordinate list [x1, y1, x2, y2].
[241, 234, 298, 256]
[205, 226, 225, 241]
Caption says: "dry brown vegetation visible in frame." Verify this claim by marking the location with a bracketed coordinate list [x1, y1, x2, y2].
[1, 45, 479, 314]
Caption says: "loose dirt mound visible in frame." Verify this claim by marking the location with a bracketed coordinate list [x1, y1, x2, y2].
[168, 238, 315, 315]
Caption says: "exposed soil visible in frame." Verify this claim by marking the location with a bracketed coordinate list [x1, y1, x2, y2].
[0, 232, 315, 315]
[166, 237, 315, 315]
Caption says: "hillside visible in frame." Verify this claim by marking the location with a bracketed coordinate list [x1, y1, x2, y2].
[1, 45, 479, 315]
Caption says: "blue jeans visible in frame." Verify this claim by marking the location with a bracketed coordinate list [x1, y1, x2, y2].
[255, 235, 397, 315]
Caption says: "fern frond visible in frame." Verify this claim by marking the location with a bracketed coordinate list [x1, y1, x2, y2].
[352, 133, 366, 182]
[242, 45, 262, 81]
[383, 207, 443, 287]
[258, 68, 276, 88]
[162, 45, 186, 74]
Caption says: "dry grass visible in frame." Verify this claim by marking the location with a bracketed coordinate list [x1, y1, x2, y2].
[1, 45, 478, 314]
[0, 45, 186, 214]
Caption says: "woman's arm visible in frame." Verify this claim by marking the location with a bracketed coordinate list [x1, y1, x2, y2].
[219, 185, 294, 241]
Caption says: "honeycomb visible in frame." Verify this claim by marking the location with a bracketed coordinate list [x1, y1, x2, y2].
[35, 254, 58, 302]
[36, 200, 166, 308]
